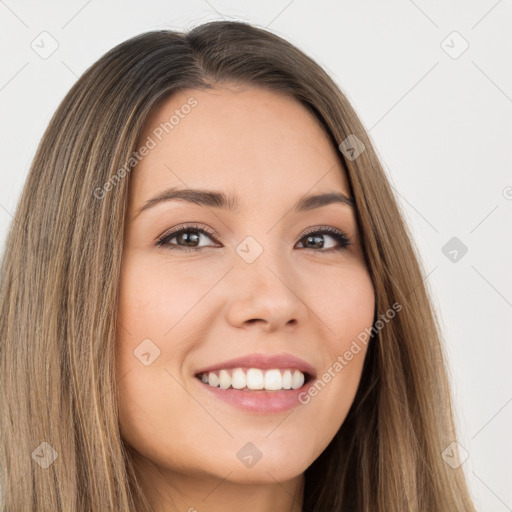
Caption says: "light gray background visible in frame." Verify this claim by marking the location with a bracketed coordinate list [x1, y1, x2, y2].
[0, 1, 511, 510]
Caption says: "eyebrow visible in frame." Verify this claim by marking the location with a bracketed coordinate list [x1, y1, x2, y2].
[135, 187, 355, 218]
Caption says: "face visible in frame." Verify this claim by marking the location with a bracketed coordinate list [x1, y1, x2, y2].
[116, 85, 375, 491]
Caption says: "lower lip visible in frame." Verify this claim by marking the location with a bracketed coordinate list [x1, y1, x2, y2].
[195, 377, 315, 413]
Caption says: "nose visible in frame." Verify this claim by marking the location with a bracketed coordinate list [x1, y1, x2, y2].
[226, 248, 309, 332]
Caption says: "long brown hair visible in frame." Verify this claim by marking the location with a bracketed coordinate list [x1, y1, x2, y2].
[0, 21, 475, 511]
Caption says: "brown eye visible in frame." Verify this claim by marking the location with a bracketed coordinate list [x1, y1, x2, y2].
[171, 230, 201, 247]
[156, 224, 220, 251]
[296, 227, 351, 252]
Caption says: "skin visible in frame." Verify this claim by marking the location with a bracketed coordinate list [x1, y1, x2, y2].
[116, 84, 375, 512]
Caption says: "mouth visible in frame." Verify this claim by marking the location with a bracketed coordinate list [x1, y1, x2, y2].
[195, 367, 314, 391]
[192, 353, 317, 413]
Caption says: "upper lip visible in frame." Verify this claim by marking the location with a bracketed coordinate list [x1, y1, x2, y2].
[194, 352, 317, 379]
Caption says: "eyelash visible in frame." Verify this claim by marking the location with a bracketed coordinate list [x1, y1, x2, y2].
[155, 223, 351, 253]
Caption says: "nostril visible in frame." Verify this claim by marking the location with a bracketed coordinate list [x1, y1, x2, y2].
[246, 319, 263, 325]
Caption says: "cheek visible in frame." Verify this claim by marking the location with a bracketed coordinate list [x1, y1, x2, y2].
[117, 254, 217, 339]
[307, 263, 375, 342]
[299, 264, 375, 424]
[115, 255, 221, 450]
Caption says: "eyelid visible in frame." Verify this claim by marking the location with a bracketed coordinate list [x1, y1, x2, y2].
[300, 225, 348, 239]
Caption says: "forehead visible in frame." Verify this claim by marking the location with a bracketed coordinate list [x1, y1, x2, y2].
[130, 85, 350, 207]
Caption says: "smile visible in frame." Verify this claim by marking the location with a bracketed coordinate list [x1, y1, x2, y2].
[197, 368, 308, 391]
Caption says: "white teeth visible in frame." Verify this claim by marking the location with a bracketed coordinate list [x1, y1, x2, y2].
[264, 369, 282, 390]
[282, 369, 292, 389]
[231, 368, 246, 389]
[208, 372, 219, 387]
[219, 369, 230, 389]
[199, 367, 307, 391]
[246, 368, 264, 390]
[291, 369, 305, 389]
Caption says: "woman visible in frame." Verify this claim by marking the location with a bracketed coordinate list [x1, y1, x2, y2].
[0, 20, 476, 512]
